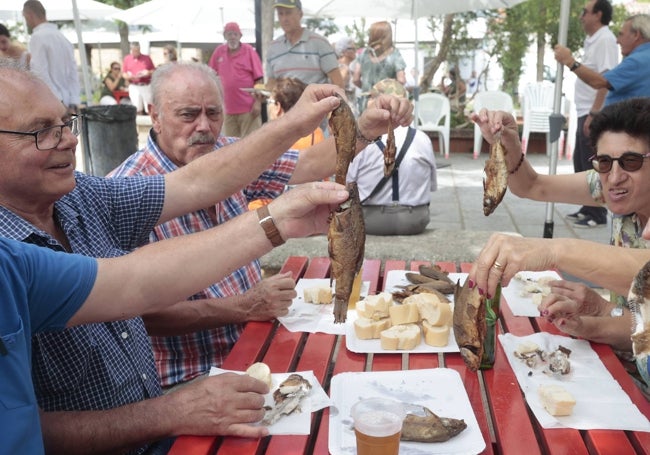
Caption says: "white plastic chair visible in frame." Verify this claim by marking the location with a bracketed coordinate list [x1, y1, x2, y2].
[472, 90, 515, 159]
[521, 82, 565, 156]
[417, 93, 451, 159]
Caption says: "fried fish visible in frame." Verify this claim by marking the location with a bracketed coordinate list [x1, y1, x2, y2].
[401, 404, 467, 443]
[453, 278, 486, 371]
[328, 93, 357, 185]
[483, 137, 508, 216]
[328, 182, 365, 323]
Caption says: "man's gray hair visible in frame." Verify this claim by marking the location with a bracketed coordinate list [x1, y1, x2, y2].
[627, 14, 650, 40]
[150, 62, 223, 112]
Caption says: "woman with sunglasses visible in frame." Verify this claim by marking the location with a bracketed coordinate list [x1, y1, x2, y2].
[469, 97, 650, 396]
[99, 61, 130, 106]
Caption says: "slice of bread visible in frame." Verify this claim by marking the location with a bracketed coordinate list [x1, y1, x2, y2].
[303, 286, 333, 305]
[389, 302, 420, 325]
[357, 292, 392, 320]
[245, 362, 273, 389]
[406, 294, 452, 327]
[422, 320, 450, 347]
[353, 316, 391, 340]
[380, 323, 421, 350]
[538, 384, 576, 416]
[516, 341, 540, 355]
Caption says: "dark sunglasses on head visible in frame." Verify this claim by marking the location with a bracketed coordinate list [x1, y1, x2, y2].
[590, 151, 650, 173]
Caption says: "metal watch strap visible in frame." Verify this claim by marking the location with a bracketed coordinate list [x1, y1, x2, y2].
[256, 205, 285, 247]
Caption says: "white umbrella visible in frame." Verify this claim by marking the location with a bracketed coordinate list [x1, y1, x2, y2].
[110, 0, 256, 40]
[0, 0, 121, 22]
[0, 0, 121, 106]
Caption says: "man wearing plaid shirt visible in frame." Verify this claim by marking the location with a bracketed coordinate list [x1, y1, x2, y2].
[110, 62, 347, 388]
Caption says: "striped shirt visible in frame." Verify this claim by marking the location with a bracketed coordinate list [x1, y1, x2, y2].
[109, 131, 298, 386]
[0, 172, 168, 455]
[267, 28, 339, 84]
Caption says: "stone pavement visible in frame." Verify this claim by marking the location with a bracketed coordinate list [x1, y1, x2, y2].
[259, 151, 611, 273]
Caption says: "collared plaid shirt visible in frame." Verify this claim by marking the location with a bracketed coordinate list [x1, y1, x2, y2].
[0, 172, 169, 455]
[109, 132, 298, 386]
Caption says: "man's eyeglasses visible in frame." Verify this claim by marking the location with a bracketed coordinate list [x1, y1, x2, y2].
[111, 66, 121, 70]
[580, 8, 591, 16]
[0, 116, 80, 151]
[590, 151, 650, 173]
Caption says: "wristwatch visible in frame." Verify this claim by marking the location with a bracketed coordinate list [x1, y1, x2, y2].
[256, 205, 285, 247]
[569, 61, 581, 72]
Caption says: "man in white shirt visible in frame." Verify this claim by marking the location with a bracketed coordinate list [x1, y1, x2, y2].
[347, 78, 437, 235]
[557, 0, 618, 228]
[23, 0, 80, 114]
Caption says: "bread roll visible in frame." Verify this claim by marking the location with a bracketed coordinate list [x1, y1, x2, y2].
[303, 286, 333, 304]
[357, 292, 392, 320]
[538, 384, 576, 416]
[354, 316, 391, 340]
[245, 362, 273, 389]
[380, 324, 421, 350]
[389, 302, 420, 325]
[422, 320, 450, 347]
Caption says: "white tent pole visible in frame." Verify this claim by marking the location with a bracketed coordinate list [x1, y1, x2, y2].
[72, 0, 93, 106]
[543, 0, 570, 238]
[412, 0, 419, 128]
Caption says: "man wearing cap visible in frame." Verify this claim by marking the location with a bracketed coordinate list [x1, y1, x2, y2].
[208, 22, 265, 137]
[123, 42, 156, 115]
[347, 79, 437, 235]
[267, 0, 343, 90]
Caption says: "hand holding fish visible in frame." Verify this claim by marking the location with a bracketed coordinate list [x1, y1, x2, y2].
[281, 83, 349, 138]
[265, 181, 350, 240]
[471, 109, 527, 172]
[356, 93, 413, 146]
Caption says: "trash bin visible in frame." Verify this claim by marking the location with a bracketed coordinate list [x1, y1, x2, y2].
[80, 104, 138, 176]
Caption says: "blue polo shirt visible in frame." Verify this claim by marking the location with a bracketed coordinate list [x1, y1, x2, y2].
[0, 238, 97, 454]
[604, 42, 650, 105]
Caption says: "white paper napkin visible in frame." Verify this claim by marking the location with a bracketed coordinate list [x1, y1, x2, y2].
[499, 332, 650, 431]
[209, 367, 333, 435]
[501, 271, 563, 317]
[278, 278, 369, 334]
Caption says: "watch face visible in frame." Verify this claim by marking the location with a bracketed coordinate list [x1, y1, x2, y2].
[611, 306, 624, 317]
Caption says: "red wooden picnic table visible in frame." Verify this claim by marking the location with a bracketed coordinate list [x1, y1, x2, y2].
[169, 256, 650, 455]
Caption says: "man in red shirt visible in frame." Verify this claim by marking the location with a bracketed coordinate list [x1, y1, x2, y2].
[208, 22, 264, 137]
[123, 41, 156, 115]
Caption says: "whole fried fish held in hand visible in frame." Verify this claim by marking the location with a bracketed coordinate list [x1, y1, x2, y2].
[328, 182, 365, 323]
[401, 405, 467, 443]
[453, 279, 486, 371]
[384, 118, 396, 176]
[483, 137, 508, 216]
[329, 94, 357, 185]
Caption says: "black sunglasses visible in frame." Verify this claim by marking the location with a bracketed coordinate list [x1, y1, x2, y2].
[590, 151, 650, 173]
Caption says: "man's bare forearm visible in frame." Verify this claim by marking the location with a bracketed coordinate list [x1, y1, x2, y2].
[40, 396, 177, 455]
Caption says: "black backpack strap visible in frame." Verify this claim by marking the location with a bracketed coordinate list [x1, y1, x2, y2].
[361, 127, 416, 204]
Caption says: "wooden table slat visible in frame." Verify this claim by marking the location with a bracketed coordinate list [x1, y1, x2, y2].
[361, 258, 381, 296]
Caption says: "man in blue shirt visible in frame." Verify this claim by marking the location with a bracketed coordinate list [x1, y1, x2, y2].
[0, 180, 354, 454]
[555, 14, 650, 105]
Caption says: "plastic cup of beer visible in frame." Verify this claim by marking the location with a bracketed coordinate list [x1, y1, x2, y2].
[350, 397, 405, 455]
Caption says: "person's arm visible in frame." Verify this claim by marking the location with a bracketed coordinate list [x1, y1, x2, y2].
[470, 109, 596, 205]
[327, 66, 345, 89]
[40, 372, 271, 454]
[554, 45, 611, 89]
[157, 84, 343, 223]
[103, 75, 120, 92]
[468, 234, 650, 299]
[584, 87, 609, 135]
[143, 272, 297, 335]
[286, 93, 414, 184]
[69, 181, 348, 326]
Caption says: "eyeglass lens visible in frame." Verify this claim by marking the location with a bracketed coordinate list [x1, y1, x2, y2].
[591, 152, 649, 173]
[37, 117, 80, 150]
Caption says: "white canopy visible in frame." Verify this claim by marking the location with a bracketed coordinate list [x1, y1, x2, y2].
[0, 0, 121, 22]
